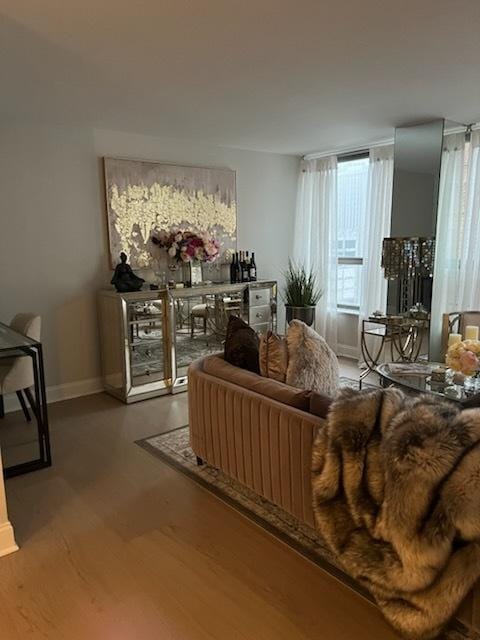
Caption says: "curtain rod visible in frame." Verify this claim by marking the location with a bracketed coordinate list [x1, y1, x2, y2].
[304, 137, 393, 161]
[303, 123, 480, 161]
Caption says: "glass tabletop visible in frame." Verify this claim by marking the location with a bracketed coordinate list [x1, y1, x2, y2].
[0, 321, 38, 353]
[376, 362, 466, 403]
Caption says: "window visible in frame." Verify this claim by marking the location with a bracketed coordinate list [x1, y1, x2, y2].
[337, 154, 369, 310]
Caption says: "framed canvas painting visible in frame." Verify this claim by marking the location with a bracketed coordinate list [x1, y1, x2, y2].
[104, 157, 237, 269]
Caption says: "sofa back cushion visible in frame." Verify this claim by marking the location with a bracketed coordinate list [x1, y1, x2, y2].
[286, 320, 339, 397]
[224, 315, 260, 374]
[203, 355, 311, 411]
[259, 331, 288, 382]
[309, 391, 333, 419]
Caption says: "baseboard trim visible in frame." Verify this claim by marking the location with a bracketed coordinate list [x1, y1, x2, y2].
[3, 377, 103, 414]
[0, 522, 18, 557]
[337, 344, 359, 360]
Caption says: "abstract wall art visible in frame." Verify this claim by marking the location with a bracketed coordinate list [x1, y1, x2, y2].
[104, 157, 237, 269]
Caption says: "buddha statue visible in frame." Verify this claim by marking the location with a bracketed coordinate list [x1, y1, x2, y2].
[111, 252, 145, 292]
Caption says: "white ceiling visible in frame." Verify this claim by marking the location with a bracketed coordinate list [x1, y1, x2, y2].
[2, 0, 480, 155]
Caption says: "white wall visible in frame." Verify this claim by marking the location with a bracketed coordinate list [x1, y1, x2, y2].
[0, 124, 299, 392]
[337, 312, 360, 359]
[0, 125, 103, 393]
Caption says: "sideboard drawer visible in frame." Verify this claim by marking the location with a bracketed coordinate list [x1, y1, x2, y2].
[251, 322, 270, 335]
[249, 304, 271, 326]
[250, 288, 270, 307]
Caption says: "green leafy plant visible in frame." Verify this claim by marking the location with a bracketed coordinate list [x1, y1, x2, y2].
[283, 260, 322, 307]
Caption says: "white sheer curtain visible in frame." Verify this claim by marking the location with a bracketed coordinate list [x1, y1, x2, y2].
[458, 130, 480, 309]
[430, 133, 466, 357]
[293, 156, 338, 350]
[359, 145, 394, 324]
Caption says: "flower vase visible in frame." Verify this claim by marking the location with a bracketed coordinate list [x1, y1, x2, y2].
[182, 261, 203, 287]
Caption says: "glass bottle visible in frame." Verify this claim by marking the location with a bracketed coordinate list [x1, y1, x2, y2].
[249, 252, 257, 281]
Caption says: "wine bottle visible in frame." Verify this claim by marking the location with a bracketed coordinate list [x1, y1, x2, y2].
[249, 252, 257, 281]
[232, 252, 237, 283]
[230, 253, 236, 283]
[241, 251, 250, 282]
[235, 252, 241, 283]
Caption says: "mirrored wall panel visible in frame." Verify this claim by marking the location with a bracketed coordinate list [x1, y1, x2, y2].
[385, 119, 444, 359]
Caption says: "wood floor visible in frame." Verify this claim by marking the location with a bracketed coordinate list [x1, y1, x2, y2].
[0, 359, 400, 640]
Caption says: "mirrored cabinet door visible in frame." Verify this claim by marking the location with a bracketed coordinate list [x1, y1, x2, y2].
[127, 298, 168, 388]
[98, 290, 171, 403]
[171, 289, 247, 386]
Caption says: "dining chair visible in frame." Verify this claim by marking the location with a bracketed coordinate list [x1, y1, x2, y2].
[190, 303, 208, 338]
[0, 314, 41, 421]
[441, 311, 480, 358]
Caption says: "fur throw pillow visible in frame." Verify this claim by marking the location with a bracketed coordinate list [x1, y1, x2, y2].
[224, 315, 260, 374]
[286, 320, 339, 396]
[259, 331, 288, 382]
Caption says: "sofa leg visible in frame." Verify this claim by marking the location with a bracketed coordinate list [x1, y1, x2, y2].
[196, 456, 204, 466]
[0, 395, 4, 419]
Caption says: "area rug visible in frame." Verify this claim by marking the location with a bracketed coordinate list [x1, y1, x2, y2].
[136, 377, 474, 640]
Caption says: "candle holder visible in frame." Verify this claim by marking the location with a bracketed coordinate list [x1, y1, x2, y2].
[464, 371, 480, 394]
[465, 325, 480, 341]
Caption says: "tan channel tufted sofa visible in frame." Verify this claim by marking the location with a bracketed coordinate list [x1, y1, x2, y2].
[188, 354, 480, 634]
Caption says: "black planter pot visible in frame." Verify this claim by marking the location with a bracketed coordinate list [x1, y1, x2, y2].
[285, 305, 316, 327]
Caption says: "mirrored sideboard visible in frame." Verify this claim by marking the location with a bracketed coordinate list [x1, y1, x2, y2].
[98, 281, 277, 403]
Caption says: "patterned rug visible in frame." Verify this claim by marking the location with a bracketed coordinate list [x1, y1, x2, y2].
[136, 376, 473, 640]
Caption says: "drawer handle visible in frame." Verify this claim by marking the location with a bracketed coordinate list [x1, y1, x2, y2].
[255, 313, 262, 318]
[255, 294, 262, 299]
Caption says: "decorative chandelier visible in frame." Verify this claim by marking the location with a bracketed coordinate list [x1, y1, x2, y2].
[381, 237, 435, 280]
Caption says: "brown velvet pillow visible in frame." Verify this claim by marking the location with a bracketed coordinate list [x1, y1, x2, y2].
[224, 315, 260, 374]
[203, 355, 311, 411]
[309, 391, 333, 419]
[259, 331, 288, 382]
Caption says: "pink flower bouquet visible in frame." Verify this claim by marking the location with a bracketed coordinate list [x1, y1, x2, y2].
[446, 339, 480, 376]
[151, 229, 220, 263]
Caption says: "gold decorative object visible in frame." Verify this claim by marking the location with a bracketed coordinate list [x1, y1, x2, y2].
[104, 157, 237, 269]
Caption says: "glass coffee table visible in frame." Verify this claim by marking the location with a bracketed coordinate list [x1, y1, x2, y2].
[376, 362, 467, 403]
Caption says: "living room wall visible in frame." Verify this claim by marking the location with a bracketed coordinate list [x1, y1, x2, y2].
[0, 123, 299, 399]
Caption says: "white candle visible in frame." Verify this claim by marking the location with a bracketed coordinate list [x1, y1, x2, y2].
[448, 333, 462, 346]
[465, 325, 479, 341]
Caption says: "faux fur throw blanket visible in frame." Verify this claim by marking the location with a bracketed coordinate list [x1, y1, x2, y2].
[312, 387, 480, 640]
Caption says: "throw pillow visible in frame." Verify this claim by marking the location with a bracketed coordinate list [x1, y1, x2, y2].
[224, 315, 260, 374]
[286, 319, 339, 397]
[259, 331, 288, 382]
[309, 391, 333, 418]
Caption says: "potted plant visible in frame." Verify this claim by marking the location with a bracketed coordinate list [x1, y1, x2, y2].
[283, 260, 322, 327]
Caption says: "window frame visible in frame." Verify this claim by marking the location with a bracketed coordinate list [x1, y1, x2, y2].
[336, 150, 369, 313]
